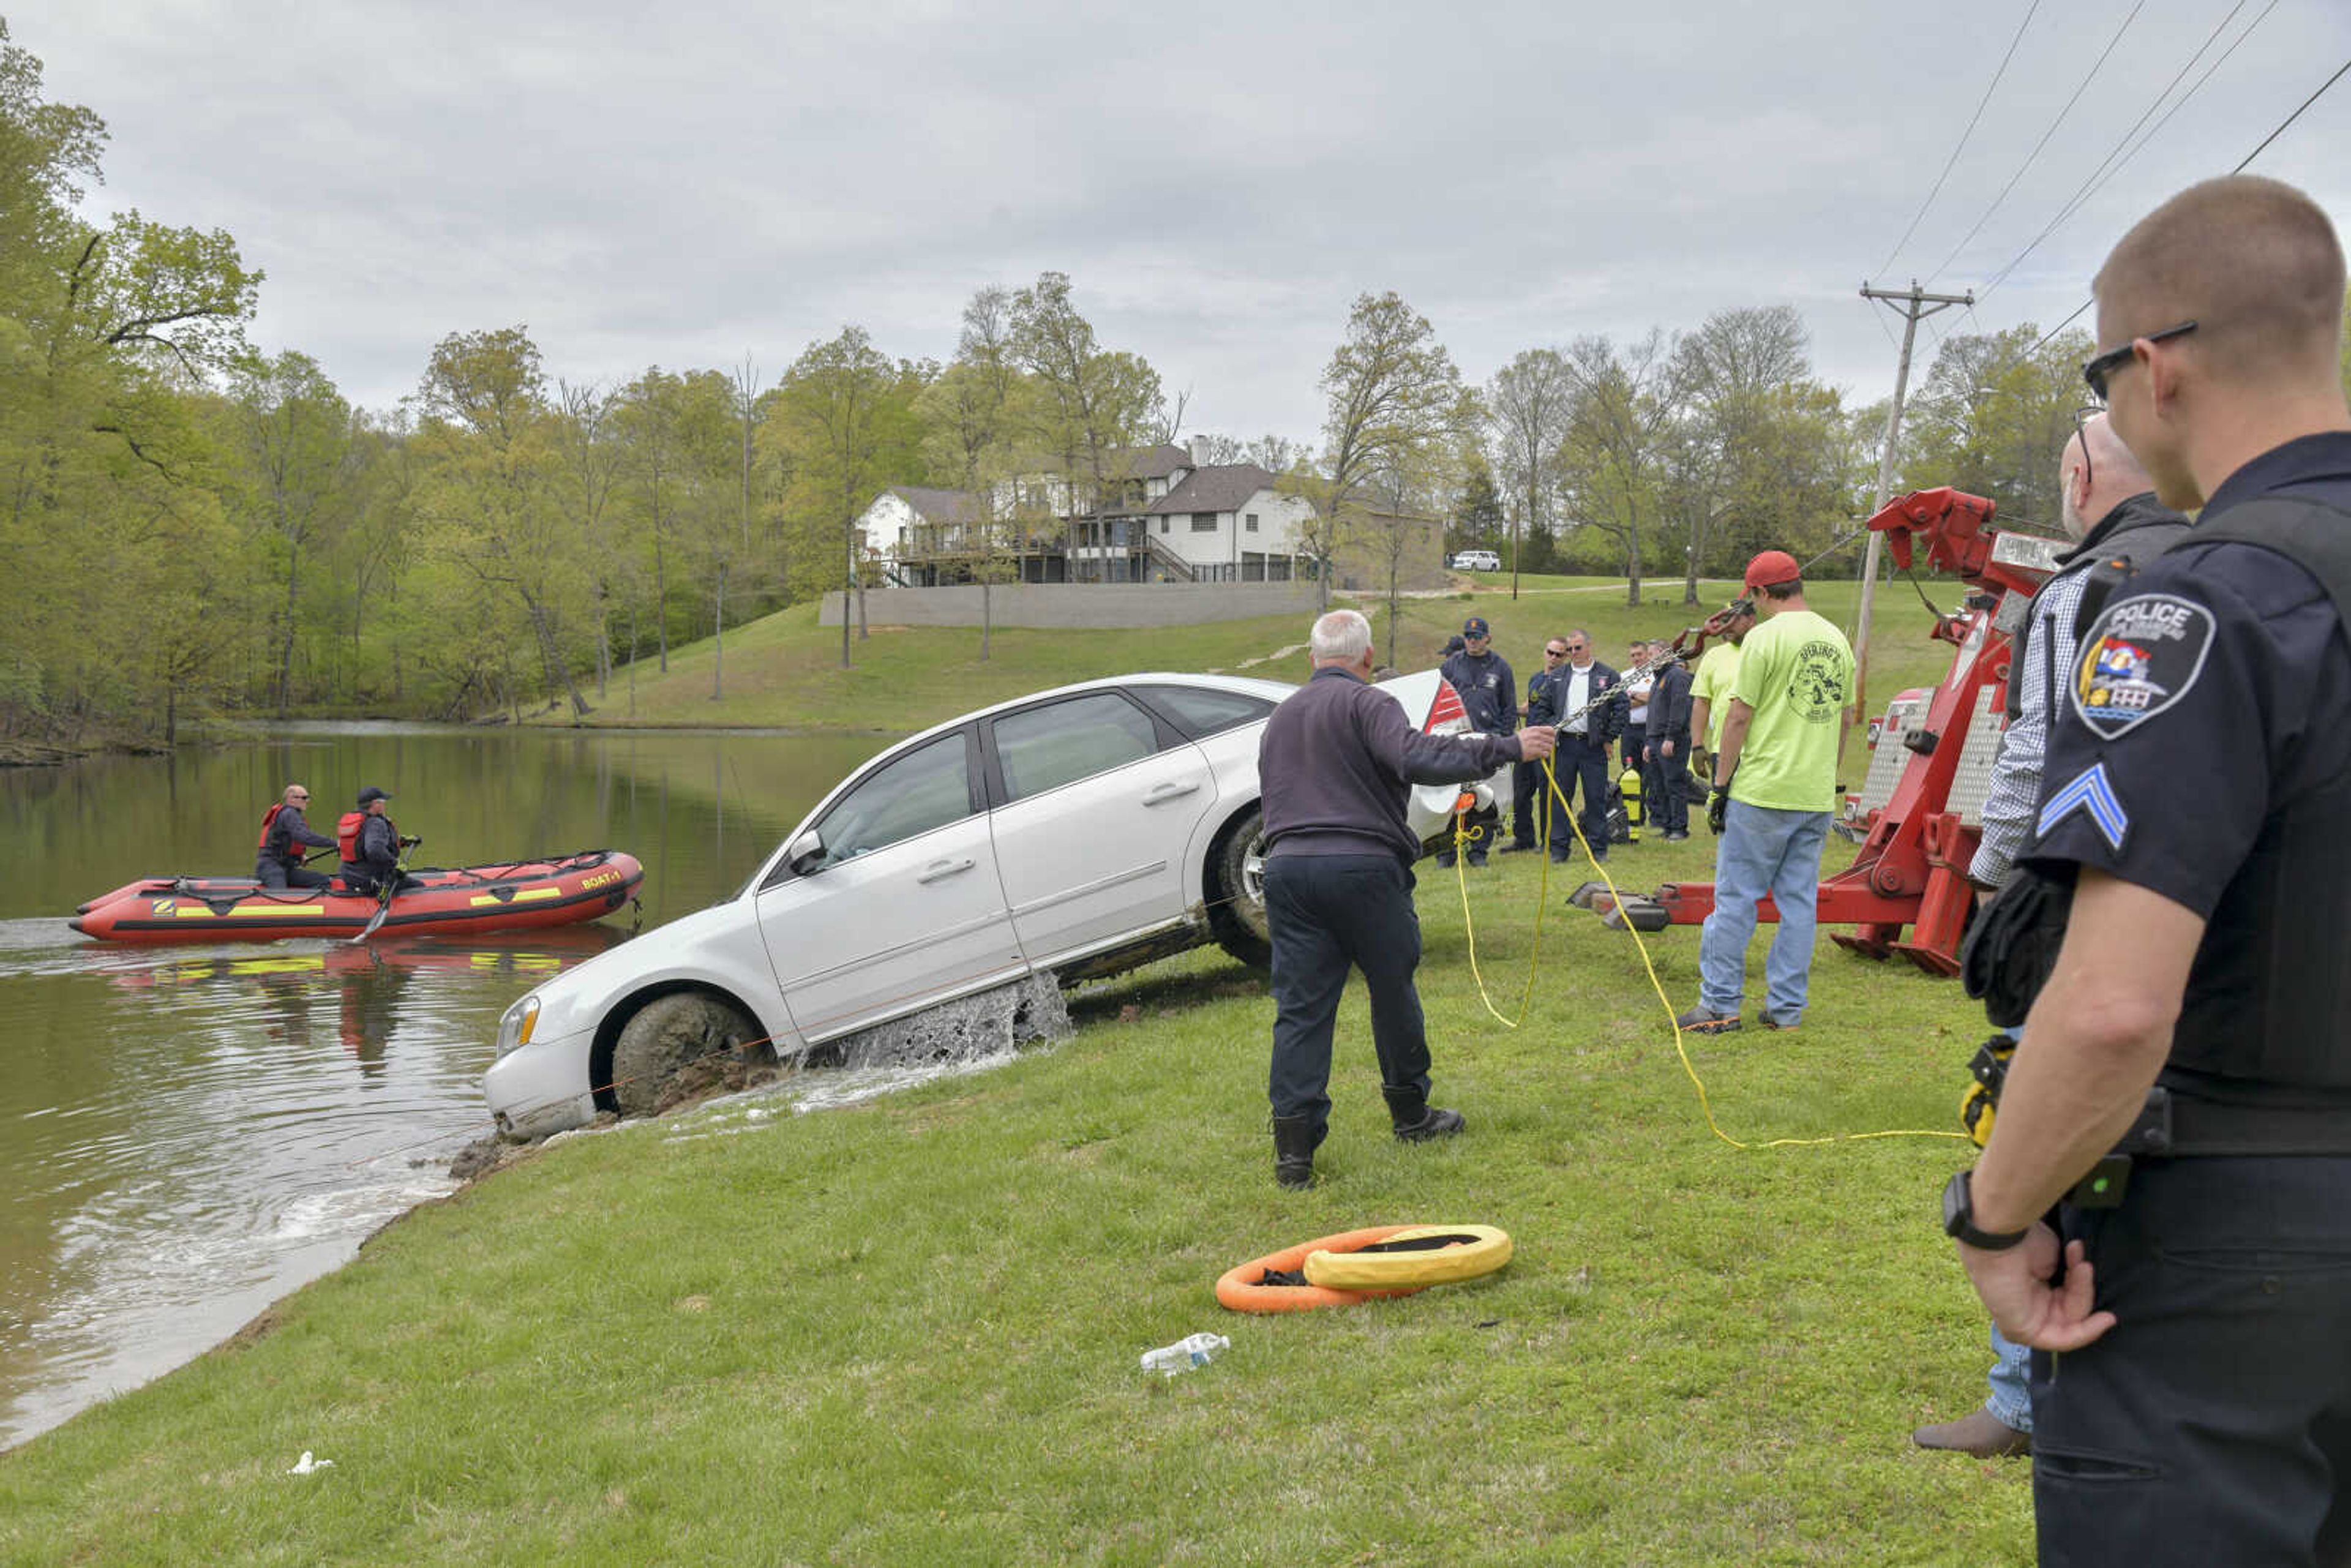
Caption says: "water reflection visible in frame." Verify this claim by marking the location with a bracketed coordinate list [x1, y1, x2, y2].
[0, 724, 890, 1452]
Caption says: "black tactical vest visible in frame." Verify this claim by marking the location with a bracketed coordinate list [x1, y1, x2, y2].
[2159, 498, 2351, 1098]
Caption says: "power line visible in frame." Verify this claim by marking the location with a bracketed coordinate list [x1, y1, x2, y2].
[2233, 54, 2351, 171]
[1981, 0, 2274, 302]
[2014, 41, 2351, 365]
[1925, 0, 2148, 287]
[1872, 0, 2043, 281]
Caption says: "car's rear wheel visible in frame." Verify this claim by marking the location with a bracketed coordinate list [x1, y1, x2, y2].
[610, 992, 760, 1119]
[1209, 808, 1271, 969]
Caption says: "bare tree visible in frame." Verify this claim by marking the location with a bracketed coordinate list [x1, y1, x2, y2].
[1556, 330, 1685, 607]
[1485, 347, 1572, 599]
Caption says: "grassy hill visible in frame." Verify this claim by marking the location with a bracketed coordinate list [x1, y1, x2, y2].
[0, 838, 2031, 1564]
[555, 577, 1965, 734]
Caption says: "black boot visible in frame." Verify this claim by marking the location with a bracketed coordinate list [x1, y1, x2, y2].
[1382, 1086, 1466, 1142]
[1272, 1116, 1319, 1189]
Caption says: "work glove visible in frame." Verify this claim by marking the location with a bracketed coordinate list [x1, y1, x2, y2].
[398, 835, 422, 849]
[1706, 787, 1731, 835]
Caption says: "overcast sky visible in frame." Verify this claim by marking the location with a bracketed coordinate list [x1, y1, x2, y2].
[18, 1, 2351, 437]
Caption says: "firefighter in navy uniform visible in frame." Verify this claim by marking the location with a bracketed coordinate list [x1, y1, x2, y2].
[1951, 175, 2351, 1565]
[1509, 634, 1572, 852]
[253, 784, 334, 890]
[1436, 616, 1516, 868]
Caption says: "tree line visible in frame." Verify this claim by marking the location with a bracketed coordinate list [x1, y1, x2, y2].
[0, 22, 2118, 744]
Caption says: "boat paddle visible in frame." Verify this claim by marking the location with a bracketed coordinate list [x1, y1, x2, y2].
[347, 838, 420, 945]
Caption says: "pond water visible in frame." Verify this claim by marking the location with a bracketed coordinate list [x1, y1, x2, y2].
[0, 723, 888, 1451]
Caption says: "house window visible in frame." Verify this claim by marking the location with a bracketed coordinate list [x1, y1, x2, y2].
[1158, 517, 1169, 534]
[1245, 513, 1259, 533]
[1191, 512, 1218, 533]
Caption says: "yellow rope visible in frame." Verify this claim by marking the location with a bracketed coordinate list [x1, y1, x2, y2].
[1453, 747, 1968, 1151]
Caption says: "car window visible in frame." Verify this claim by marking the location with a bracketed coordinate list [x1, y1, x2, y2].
[992, 694, 1161, 803]
[1134, 684, 1274, 739]
[807, 733, 975, 869]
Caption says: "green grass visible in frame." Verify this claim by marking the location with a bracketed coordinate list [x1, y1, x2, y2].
[0, 834, 2031, 1566]
[567, 579, 1961, 735]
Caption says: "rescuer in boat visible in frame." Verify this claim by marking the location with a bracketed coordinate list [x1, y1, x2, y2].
[337, 786, 419, 898]
[253, 784, 336, 891]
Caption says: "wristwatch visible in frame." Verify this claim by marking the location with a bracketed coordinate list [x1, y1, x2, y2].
[1941, 1170, 2031, 1251]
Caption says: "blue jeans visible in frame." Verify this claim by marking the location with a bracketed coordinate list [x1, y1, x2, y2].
[1698, 800, 1831, 1020]
[1987, 1324, 2033, 1431]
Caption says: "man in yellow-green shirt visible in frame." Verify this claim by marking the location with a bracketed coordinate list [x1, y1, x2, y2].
[1685, 602, 1754, 763]
[1676, 550, 1854, 1034]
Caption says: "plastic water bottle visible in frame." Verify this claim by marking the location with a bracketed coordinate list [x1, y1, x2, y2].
[1139, 1331, 1229, 1376]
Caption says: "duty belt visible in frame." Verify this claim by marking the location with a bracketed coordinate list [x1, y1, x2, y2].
[2071, 1086, 2351, 1209]
[2126, 1088, 2351, 1158]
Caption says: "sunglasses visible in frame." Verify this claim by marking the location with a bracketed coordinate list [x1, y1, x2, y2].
[2082, 320, 2197, 403]
[1545, 647, 1568, 657]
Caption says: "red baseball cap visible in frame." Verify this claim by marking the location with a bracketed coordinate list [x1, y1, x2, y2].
[1743, 550, 1802, 593]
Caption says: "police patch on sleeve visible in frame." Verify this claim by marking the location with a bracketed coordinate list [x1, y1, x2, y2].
[2069, 593, 2215, 737]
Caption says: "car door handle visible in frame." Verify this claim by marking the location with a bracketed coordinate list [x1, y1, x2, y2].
[1142, 781, 1201, 805]
[917, 857, 976, 883]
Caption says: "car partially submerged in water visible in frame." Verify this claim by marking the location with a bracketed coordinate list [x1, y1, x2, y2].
[483, 669, 1512, 1138]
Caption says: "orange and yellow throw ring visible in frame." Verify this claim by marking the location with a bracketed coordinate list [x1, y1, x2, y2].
[1215, 1225, 1513, 1313]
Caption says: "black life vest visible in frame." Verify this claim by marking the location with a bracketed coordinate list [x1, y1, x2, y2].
[2155, 497, 2351, 1098]
[258, 802, 285, 853]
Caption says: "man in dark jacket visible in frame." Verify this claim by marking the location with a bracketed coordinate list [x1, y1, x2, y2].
[254, 784, 336, 890]
[1545, 629, 1624, 863]
[1509, 634, 1571, 851]
[1436, 615, 1517, 867]
[1644, 648, 1695, 841]
[338, 786, 418, 898]
[1258, 608, 1556, 1187]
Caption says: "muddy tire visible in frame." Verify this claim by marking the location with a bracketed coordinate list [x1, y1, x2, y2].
[1208, 807, 1272, 969]
[610, 992, 759, 1119]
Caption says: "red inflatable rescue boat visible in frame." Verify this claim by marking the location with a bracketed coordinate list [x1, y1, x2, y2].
[70, 851, 644, 943]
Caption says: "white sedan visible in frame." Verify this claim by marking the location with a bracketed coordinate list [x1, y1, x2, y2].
[483, 670, 1508, 1138]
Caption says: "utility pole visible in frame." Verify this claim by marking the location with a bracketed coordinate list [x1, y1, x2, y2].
[1847, 280, 1972, 767]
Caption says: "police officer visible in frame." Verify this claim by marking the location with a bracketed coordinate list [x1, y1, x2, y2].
[1951, 175, 2351, 1562]
[1436, 616, 1517, 868]
[253, 783, 335, 890]
[1257, 609, 1556, 1188]
[1508, 634, 1572, 852]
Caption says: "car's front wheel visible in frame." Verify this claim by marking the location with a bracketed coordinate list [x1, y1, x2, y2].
[1209, 808, 1271, 969]
[610, 992, 762, 1119]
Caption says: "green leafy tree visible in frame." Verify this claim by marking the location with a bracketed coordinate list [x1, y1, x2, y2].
[228, 351, 354, 713]
[1897, 323, 2094, 531]
[411, 326, 592, 719]
[1008, 272, 1171, 580]
[1310, 290, 1474, 611]
[774, 326, 924, 668]
[1556, 330, 1684, 606]
[0, 23, 260, 739]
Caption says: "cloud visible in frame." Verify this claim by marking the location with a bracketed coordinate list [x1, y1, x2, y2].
[23, 0, 2351, 438]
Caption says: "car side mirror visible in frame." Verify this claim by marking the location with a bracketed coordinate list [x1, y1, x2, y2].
[786, 829, 827, 876]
